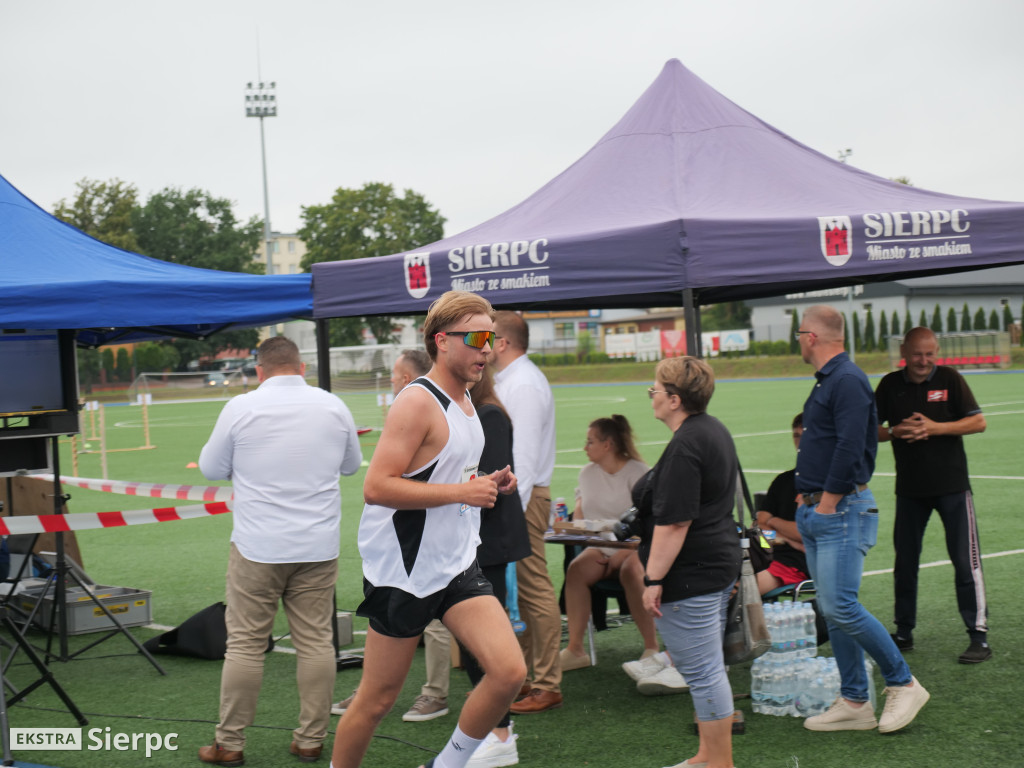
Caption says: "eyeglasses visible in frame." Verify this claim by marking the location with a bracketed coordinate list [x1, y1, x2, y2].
[442, 330, 496, 349]
[648, 386, 672, 399]
[794, 330, 817, 342]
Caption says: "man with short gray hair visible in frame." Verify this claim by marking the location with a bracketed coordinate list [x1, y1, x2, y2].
[795, 305, 929, 735]
[198, 335, 362, 766]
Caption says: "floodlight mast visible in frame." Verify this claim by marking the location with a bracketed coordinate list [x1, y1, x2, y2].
[245, 80, 276, 276]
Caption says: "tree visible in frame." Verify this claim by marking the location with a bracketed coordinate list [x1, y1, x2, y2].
[918, 309, 927, 329]
[906, 310, 915, 335]
[863, 307, 876, 352]
[961, 303, 972, 332]
[879, 311, 889, 351]
[1003, 304, 1014, 331]
[300, 182, 446, 347]
[930, 304, 943, 334]
[53, 178, 139, 251]
[77, 348, 102, 394]
[946, 307, 957, 334]
[989, 309, 1000, 331]
[789, 311, 800, 354]
[701, 302, 752, 331]
[852, 311, 861, 352]
[132, 187, 265, 367]
[101, 348, 116, 384]
[890, 310, 901, 340]
[115, 348, 132, 383]
[135, 342, 180, 373]
[973, 308, 986, 331]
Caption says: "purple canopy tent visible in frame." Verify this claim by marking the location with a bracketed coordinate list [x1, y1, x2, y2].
[312, 58, 1024, 358]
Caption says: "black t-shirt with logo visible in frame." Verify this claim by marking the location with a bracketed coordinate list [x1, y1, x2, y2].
[636, 412, 741, 604]
[875, 365, 981, 497]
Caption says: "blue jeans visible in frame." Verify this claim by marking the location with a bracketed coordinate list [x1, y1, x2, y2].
[655, 585, 734, 721]
[797, 489, 911, 702]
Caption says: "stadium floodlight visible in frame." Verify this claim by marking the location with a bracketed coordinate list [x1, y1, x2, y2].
[245, 80, 276, 275]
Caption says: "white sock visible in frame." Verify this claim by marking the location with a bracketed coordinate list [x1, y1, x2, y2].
[656, 650, 672, 665]
[433, 725, 484, 768]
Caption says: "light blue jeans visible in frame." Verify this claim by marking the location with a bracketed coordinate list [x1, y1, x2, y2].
[797, 489, 911, 703]
[655, 585, 734, 721]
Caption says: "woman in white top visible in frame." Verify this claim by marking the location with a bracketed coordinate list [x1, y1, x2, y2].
[559, 415, 654, 670]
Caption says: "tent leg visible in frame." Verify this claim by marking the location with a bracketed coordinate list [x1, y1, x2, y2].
[315, 318, 331, 392]
[683, 289, 702, 358]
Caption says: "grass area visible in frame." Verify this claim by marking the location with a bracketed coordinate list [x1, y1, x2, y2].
[6, 370, 1023, 767]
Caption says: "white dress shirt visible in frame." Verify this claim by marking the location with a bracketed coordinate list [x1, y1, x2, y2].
[199, 375, 362, 564]
[494, 354, 555, 509]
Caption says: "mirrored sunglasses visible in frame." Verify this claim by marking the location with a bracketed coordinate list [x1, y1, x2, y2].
[444, 330, 496, 349]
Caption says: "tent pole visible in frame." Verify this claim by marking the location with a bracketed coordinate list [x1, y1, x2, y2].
[315, 318, 331, 392]
[683, 289, 702, 359]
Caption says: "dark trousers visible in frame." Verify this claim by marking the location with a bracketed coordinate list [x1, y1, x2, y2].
[893, 491, 988, 640]
[458, 562, 513, 728]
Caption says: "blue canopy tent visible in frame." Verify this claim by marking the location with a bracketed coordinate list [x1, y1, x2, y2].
[0, 173, 312, 347]
[312, 59, 1024, 355]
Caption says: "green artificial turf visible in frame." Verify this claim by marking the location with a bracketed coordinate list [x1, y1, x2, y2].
[5, 370, 1022, 767]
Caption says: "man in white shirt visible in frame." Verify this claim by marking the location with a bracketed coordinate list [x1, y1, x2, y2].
[492, 311, 563, 714]
[198, 336, 362, 766]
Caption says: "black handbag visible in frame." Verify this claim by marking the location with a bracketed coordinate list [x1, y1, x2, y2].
[142, 602, 274, 660]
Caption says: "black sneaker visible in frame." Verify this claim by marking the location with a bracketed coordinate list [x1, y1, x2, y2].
[890, 633, 914, 651]
[958, 641, 992, 664]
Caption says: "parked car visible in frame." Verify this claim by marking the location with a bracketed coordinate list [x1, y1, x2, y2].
[204, 372, 230, 387]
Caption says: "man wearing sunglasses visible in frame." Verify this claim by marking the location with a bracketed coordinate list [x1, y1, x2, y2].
[332, 291, 526, 768]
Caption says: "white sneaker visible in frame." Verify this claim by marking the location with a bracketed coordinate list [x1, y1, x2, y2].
[878, 676, 929, 733]
[803, 697, 878, 731]
[636, 665, 689, 696]
[622, 651, 669, 682]
[466, 723, 519, 768]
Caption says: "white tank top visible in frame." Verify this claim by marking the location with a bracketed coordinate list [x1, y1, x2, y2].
[357, 377, 485, 597]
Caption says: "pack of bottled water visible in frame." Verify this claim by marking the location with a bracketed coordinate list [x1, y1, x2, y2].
[750, 601, 877, 718]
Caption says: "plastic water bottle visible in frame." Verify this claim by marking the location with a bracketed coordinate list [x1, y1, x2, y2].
[750, 657, 768, 714]
[802, 602, 818, 659]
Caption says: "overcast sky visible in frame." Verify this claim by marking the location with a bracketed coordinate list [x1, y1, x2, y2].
[3, 1, 1022, 244]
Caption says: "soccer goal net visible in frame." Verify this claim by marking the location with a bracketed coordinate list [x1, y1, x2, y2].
[127, 369, 249, 404]
[298, 343, 407, 430]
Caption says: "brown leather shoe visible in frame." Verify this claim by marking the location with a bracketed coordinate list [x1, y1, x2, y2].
[289, 741, 323, 762]
[198, 743, 245, 767]
[516, 681, 533, 699]
[509, 688, 563, 714]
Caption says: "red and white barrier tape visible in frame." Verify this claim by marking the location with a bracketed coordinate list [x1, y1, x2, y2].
[38, 474, 233, 502]
[0, 501, 233, 535]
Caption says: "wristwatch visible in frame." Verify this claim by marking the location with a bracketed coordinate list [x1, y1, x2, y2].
[643, 575, 664, 587]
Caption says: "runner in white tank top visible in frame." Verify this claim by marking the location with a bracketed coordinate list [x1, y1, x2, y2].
[358, 375, 485, 597]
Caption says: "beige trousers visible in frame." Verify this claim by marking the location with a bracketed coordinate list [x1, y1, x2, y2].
[216, 543, 337, 750]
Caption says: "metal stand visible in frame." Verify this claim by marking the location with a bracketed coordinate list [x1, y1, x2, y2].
[8, 438, 165, 675]
[0, 605, 88, 765]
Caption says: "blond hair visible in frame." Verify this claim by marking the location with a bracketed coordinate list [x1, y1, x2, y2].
[655, 355, 715, 414]
[423, 291, 495, 360]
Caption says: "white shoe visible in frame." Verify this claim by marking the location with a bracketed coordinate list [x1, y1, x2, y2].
[466, 723, 519, 768]
[622, 651, 669, 682]
[803, 697, 877, 731]
[636, 665, 689, 696]
[878, 676, 929, 733]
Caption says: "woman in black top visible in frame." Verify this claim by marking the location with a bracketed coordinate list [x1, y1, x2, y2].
[638, 356, 741, 768]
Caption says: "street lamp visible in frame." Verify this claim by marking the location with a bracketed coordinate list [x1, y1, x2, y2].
[245, 81, 276, 275]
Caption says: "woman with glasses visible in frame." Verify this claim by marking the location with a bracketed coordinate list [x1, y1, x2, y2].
[638, 357, 741, 768]
[559, 415, 652, 672]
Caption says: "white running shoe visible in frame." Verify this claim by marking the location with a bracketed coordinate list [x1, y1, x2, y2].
[466, 723, 519, 768]
[636, 665, 689, 696]
[621, 651, 670, 682]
